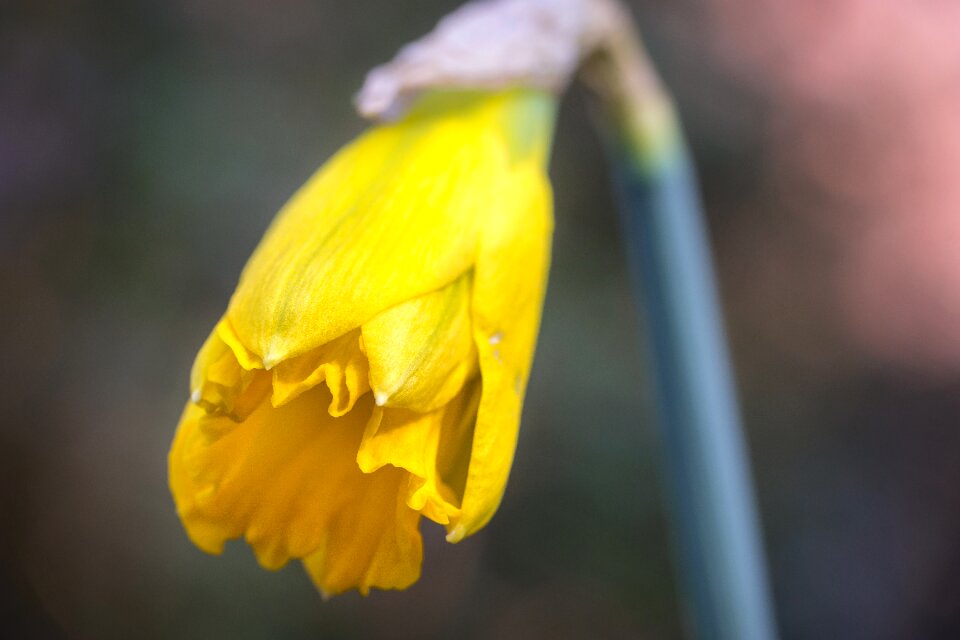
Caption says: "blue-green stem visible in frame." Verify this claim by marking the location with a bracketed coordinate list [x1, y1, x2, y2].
[584, 19, 779, 640]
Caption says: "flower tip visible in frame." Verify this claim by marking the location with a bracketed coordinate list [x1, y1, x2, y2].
[261, 352, 280, 371]
[445, 524, 467, 544]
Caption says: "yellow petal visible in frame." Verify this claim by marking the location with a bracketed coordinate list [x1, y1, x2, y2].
[362, 273, 475, 412]
[302, 465, 422, 597]
[189, 321, 270, 421]
[270, 329, 370, 416]
[356, 379, 480, 526]
[224, 89, 553, 365]
[169, 384, 423, 591]
[447, 162, 554, 542]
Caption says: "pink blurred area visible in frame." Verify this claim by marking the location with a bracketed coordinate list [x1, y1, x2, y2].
[711, 0, 960, 373]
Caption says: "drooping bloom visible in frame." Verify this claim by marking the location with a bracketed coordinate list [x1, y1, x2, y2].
[169, 88, 556, 596]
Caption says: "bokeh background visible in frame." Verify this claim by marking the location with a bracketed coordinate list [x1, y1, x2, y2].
[3, 0, 960, 638]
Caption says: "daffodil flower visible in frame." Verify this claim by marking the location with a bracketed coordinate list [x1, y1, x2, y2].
[169, 88, 556, 596]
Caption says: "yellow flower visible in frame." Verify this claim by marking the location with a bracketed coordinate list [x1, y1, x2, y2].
[168, 88, 556, 596]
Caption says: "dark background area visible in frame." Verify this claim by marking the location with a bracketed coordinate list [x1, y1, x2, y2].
[3, 1, 960, 638]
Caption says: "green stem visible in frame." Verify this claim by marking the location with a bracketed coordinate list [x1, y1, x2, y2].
[583, 9, 779, 639]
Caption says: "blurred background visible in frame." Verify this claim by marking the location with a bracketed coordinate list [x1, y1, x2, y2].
[3, 0, 960, 638]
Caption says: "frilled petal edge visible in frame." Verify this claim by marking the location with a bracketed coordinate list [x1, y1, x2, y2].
[169, 384, 423, 594]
